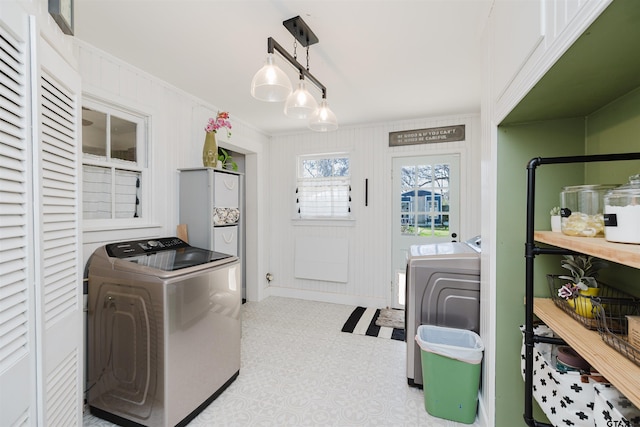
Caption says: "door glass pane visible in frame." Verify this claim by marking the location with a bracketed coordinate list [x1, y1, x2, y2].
[433, 164, 450, 236]
[400, 166, 415, 192]
[416, 219, 434, 237]
[416, 164, 432, 187]
[400, 200, 411, 233]
[111, 115, 137, 162]
[400, 166, 415, 235]
[441, 214, 450, 230]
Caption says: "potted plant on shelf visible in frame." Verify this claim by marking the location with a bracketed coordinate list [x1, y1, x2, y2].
[217, 148, 238, 171]
[557, 254, 608, 318]
[550, 206, 562, 232]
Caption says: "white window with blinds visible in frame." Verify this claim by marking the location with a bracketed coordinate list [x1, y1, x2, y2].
[81, 99, 147, 224]
[296, 153, 351, 219]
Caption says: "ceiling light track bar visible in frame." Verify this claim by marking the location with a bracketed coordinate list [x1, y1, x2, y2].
[283, 15, 318, 47]
[267, 37, 327, 99]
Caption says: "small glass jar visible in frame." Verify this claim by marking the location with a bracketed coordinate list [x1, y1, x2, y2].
[560, 184, 619, 237]
[604, 174, 640, 244]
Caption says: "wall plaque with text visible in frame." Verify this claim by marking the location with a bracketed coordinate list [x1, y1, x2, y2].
[389, 124, 465, 146]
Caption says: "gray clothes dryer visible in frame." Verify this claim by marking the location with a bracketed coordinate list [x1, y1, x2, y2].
[87, 237, 241, 427]
[406, 237, 481, 387]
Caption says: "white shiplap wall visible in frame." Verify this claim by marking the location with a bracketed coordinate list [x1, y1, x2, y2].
[268, 114, 481, 308]
[73, 40, 270, 299]
[71, 41, 479, 309]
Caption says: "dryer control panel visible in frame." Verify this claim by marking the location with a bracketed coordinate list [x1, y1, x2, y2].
[106, 237, 189, 258]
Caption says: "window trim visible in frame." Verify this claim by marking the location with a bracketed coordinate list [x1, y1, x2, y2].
[81, 97, 150, 228]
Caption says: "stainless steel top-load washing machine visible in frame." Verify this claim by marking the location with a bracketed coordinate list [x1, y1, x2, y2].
[406, 236, 481, 387]
[87, 237, 241, 427]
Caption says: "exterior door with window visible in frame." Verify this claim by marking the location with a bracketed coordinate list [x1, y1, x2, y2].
[391, 154, 460, 308]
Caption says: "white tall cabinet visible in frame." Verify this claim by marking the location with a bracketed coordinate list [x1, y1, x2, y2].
[179, 168, 242, 254]
[179, 168, 244, 276]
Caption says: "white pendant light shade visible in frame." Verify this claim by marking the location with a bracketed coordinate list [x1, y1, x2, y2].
[308, 99, 338, 131]
[250, 54, 293, 102]
[284, 79, 318, 119]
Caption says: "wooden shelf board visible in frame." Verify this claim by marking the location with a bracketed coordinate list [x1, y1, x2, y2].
[534, 231, 640, 269]
[534, 297, 640, 407]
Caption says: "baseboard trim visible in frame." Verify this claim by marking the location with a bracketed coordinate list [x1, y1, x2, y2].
[267, 286, 386, 308]
[477, 391, 489, 427]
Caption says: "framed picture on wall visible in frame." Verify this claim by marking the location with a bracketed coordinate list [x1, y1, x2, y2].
[49, 0, 74, 35]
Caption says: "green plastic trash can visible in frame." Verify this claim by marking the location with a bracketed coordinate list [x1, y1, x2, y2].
[416, 324, 484, 424]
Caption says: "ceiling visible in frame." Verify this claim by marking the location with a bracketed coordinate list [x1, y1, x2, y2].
[74, 0, 493, 135]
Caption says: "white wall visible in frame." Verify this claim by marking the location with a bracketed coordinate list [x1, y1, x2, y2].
[267, 114, 481, 308]
[74, 40, 271, 300]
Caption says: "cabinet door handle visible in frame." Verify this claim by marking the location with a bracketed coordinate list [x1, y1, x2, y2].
[223, 232, 234, 243]
[224, 179, 236, 190]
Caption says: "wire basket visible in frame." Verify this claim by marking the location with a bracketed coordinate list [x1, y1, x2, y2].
[547, 274, 637, 330]
[592, 299, 640, 367]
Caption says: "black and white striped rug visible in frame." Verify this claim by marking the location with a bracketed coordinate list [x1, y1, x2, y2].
[341, 307, 405, 341]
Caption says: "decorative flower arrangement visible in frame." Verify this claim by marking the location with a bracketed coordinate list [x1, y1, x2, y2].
[205, 111, 232, 138]
[557, 254, 608, 300]
[550, 206, 561, 216]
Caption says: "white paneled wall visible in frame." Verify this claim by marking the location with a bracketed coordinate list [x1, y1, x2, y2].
[268, 115, 481, 308]
[73, 40, 270, 304]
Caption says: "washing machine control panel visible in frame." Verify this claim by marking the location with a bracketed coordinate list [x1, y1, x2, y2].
[106, 237, 190, 258]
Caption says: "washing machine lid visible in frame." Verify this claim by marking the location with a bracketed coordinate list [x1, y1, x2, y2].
[105, 237, 232, 272]
[409, 239, 479, 258]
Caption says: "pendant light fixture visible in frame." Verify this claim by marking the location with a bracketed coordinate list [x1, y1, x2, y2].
[284, 77, 318, 119]
[250, 53, 292, 102]
[250, 16, 337, 131]
[308, 98, 338, 132]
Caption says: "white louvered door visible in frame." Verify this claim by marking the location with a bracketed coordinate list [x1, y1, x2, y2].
[34, 35, 83, 425]
[2, 11, 84, 426]
[0, 10, 35, 426]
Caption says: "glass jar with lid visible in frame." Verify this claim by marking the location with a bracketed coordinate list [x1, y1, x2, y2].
[560, 184, 619, 237]
[604, 174, 640, 244]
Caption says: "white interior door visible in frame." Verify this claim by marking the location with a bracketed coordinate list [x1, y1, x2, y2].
[391, 154, 460, 308]
[35, 33, 84, 425]
[0, 8, 35, 426]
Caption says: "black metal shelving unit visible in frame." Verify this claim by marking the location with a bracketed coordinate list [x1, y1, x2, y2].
[523, 152, 640, 427]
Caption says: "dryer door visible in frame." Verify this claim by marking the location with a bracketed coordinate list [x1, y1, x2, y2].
[421, 272, 480, 332]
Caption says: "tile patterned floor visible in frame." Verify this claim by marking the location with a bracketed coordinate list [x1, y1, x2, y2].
[83, 297, 481, 426]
